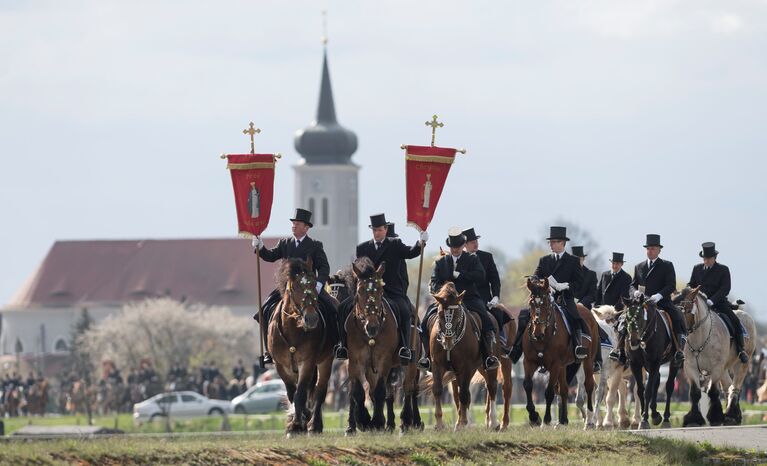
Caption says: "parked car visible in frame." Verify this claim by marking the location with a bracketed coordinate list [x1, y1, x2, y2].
[133, 391, 232, 424]
[231, 379, 287, 414]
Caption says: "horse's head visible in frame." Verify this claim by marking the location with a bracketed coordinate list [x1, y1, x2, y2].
[592, 305, 622, 326]
[352, 257, 386, 338]
[280, 257, 320, 330]
[526, 276, 553, 340]
[433, 282, 466, 338]
[674, 286, 701, 331]
[623, 294, 651, 344]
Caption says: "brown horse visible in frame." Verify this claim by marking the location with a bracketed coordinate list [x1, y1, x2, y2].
[26, 380, 49, 416]
[427, 282, 501, 431]
[521, 276, 599, 428]
[345, 257, 399, 434]
[3, 387, 22, 417]
[268, 257, 334, 436]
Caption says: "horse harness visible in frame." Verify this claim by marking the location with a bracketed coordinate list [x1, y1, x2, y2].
[274, 274, 327, 374]
[353, 276, 392, 375]
[680, 295, 716, 384]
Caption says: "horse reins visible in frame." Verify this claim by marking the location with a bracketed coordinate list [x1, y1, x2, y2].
[437, 304, 468, 364]
[354, 277, 388, 374]
[528, 293, 557, 342]
[275, 273, 326, 374]
[683, 294, 714, 383]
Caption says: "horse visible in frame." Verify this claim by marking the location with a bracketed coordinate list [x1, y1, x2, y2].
[675, 287, 757, 426]
[331, 264, 423, 433]
[345, 258, 400, 434]
[521, 276, 599, 428]
[587, 305, 641, 429]
[623, 295, 679, 429]
[3, 387, 22, 417]
[25, 380, 49, 416]
[268, 257, 334, 436]
[426, 282, 501, 431]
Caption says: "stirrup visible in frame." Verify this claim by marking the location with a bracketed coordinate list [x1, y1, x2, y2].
[738, 351, 749, 364]
[575, 345, 588, 359]
[593, 360, 602, 374]
[334, 345, 348, 360]
[608, 350, 620, 362]
[674, 350, 685, 365]
[262, 352, 274, 365]
[485, 356, 500, 371]
[417, 357, 431, 371]
[398, 347, 412, 361]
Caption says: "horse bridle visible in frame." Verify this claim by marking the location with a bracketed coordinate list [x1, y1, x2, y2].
[678, 292, 711, 334]
[625, 300, 658, 349]
[283, 273, 319, 325]
[437, 303, 467, 359]
[528, 292, 556, 341]
[354, 276, 387, 329]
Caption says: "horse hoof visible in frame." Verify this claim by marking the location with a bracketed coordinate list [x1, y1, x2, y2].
[344, 429, 356, 437]
[584, 423, 595, 430]
[661, 421, 672, 429]
[623, 420, 633, 430]
[651, 413, 663, 426]
[639, 420, 650, 430]
[723, 416, 739, 426]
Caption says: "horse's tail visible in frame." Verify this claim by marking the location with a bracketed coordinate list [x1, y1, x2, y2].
[419, 371, 456, 395]
[470, 368, 503, 386]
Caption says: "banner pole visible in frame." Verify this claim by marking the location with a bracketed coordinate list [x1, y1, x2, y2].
[255, 239, 266, 368]
[410, 240, 426, 364]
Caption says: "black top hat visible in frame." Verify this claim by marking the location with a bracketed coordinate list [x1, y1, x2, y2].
[609, 252, 625, 263]
[445, 227, 466, 248]
[643, 234, 663, 248]
[369, 213, 387, 229]
[546, 226, 569, 241]
[290, 208, 313, 227]
[462, 227, 480, 242]
[571, 246, 587, 258]
[700, 242, 719, 258]
[386, 222, 398, 238]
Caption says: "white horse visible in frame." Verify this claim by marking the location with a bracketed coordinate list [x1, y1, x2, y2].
[578, 305, 640, 429]
[675, 287, 757, 426]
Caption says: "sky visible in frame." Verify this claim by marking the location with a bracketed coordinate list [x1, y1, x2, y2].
[1, 1, 766, 317]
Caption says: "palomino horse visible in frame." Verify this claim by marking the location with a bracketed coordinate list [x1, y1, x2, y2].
[345, 258, 399, 433]
[587, 305, 641, 429]
[268, 258, 334, 436]
[521, 276, 599, 428]
[675, 287, 757, 426]
[623, 295, 679, 429]
[427, 282, 501, 431]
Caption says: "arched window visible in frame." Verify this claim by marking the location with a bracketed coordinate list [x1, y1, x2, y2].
[322, 198, 329, 226]
[54, 338, 68, 352]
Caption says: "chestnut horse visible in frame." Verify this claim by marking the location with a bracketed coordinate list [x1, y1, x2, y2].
[427, 282, 501, 431]
[345, 257, 399, 434]
[268, 257, 334, 436]
[521, 276, 599, 428]
[623, 295, 679, 429]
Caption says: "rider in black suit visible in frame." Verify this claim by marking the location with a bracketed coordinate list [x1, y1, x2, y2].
[596, 252, 632, 309]
[610, 234, 685, 366]
[571, 246, 598, 310]
[509, 226, 590, 365]
[335, 213, 427, 362]
[252, 208, 336, 365]
[688, 242, 748, 363]
[417, 228, 500, 371]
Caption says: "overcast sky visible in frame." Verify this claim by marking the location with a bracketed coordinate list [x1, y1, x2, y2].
[2, 1, 766, 317]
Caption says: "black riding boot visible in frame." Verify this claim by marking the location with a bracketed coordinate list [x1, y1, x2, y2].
[256, 308, 274, 365]
[735, 330, 748, 363]
[334, 310, 348, 360]
[400, 322, 413, 363]
[573, 328, 587, 360]
[509, 311, 529, 363]
[674, 334, 686, 366]
[482, 331, 500, 370]
[417, 326, 431, 371]
[608, 328, 627, 364]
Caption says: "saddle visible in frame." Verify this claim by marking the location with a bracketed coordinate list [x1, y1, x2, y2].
[715, 312, 747, 340]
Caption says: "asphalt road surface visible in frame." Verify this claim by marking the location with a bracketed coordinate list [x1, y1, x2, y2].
[633, 424, 767, 452]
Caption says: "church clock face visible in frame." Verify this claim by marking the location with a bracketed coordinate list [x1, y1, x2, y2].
[312, 177, 323, 192]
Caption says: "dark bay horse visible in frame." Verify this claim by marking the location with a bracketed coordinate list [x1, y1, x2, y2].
[345, 258, 400, 434]
[268, 257, 334, 436]
[623, 295, 679, 429]
[521, 276, 598, 428]
[427, 282, 500, 431]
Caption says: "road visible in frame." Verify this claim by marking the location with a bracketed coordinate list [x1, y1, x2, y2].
[632, 424, 767, 452]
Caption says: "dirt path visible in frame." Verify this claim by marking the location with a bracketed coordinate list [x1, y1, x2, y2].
[632, 424, 767, 452]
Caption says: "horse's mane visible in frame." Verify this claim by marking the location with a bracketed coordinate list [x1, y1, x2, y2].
[276, 258, 313, 294]
[672, 286, 709, 304]
[434, 282, 458, 301]
[353, 257, 376, 281]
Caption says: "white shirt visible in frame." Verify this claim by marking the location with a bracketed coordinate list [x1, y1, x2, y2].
[451, 254, 462, 268]
[647, 259, 656, 269]
[293, 235, 306, 247]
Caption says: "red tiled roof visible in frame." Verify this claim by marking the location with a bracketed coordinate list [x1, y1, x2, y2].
[8, 239, 282, 309]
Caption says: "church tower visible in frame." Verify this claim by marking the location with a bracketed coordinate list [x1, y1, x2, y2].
[294, 45, 359, 272]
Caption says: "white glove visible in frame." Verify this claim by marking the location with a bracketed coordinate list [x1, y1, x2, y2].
[559, 282, 570, 291]
[488, 296, 500, 308]
[252, 236, 263, 250]
[316, 282, 323, 294]
[633, 290, 643, 299]
[420, 231, 429, 243]
[547, 276, 560, 290]
[452, 271, 460, 279]
[650, 293, 662, 303]
[706, 299, 714, 307]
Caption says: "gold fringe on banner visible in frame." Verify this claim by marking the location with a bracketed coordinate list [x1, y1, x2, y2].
[226, 162, 275, 170]
[405, 154, 455, 164]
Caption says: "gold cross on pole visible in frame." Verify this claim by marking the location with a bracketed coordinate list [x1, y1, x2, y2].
[425, 115, 444, 147]
[242, 122, 261, 154]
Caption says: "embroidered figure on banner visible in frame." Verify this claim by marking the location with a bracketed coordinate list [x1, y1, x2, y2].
[422, 173, 432, 209]
[248, 181, 261, 218]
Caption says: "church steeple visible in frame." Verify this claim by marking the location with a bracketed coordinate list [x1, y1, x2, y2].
[294, 46, 358, 165]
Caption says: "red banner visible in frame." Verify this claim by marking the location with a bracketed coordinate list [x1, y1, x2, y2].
[404, 145, 457, 232]
[225, 153, 277, 238]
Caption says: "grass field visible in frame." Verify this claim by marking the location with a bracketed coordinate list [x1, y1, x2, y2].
[1, 426, 765, 465]
[3, 401, 767, 435]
